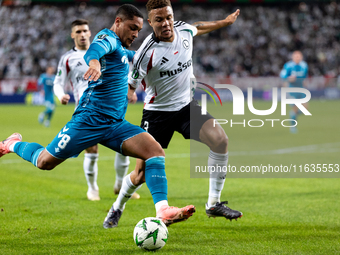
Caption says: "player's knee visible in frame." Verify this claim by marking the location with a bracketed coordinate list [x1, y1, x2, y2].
[150, 144, 165, 158]
[212, 135, 228, 152]
[142, 138, 165, 158]
[220, 135, 228, 150]
[37, 159, 56, 170]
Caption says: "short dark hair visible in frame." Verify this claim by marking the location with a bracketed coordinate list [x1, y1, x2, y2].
[71, 19, 89, 29]
[146, 0, 172, 13]
[115, 4, 144, 21]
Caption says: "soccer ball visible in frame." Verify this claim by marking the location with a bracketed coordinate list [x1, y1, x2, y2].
[133, 217, 168, 251]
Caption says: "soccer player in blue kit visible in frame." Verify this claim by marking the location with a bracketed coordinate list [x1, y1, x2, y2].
[0, 4, 195, 227]
[54, 19, 140, 201]
[280, 51, 309, 133]
[38, 66, 56, 127]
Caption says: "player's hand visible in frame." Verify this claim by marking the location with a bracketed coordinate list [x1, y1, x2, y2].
[84, 59, 101, 82]
[225, 9, 240, 25]
[61, 94, 70, 105]
[127, 85, 137, 103]
[128, 92, 138, 104]
[288, 75, 296, 82]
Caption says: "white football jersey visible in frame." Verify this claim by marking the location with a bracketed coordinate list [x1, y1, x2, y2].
[54, 47, 89, 106]
[128, 21, 197, 111]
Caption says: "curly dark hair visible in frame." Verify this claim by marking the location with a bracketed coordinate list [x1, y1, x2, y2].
[146, 0, 172, 13]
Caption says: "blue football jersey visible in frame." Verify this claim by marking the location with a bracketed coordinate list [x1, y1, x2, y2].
[80, 28, 135, 120]
[38, 73, 55, 103]
[280, 60, 308, 87]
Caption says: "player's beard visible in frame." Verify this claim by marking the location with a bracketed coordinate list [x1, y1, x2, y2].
[122, 38, 134, 48]
[160, 29, 173, 42]
[122, 42, 129, 48]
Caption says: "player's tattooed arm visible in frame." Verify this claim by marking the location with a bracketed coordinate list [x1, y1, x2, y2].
[192, 23, 205, 28]
[192, 9, 240, 36]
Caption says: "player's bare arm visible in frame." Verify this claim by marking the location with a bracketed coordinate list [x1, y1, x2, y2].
[84, 59, 101, 81]
[129, 92, 138, 104]
[192, 9, 240, 36]
[128, 84, 136, 102]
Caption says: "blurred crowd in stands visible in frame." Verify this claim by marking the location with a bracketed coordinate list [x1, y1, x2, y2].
[0, 2, 339, 79]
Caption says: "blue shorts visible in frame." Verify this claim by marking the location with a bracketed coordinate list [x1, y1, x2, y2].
[289, 92, 306, 99]
[289, 86, 306, 99]
[46, 110, 145, 159]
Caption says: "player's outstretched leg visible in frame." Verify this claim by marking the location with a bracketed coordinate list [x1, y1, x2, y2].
[114, 153, 140, 199]
[0, 133, 23, 157]
[157, 204, 196, 226]
[1, 133, 64, 170]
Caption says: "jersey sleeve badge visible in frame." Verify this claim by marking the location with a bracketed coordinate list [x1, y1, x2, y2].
[97, 34, 108, 40]
[131, 69, 139, 79]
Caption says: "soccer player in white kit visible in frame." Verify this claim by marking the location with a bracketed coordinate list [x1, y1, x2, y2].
[104, 0, 242, 228]
[53, 19, 140, 201]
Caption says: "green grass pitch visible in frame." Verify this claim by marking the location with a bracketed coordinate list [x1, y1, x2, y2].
[0, 100, 339, 254]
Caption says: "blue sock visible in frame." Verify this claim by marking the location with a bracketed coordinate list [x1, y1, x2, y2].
[46, 109, 53, 121]
[145, 156, 168, 204]
[14, 142, 44, 167]
[290, 110, 297, 125]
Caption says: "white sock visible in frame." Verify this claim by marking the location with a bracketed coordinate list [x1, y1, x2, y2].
[9, 142, 19, 152]
[113, 173, 141, 211]
[83, 153, 99, 191]
[208, 151, 228, 208]
[114, 153, 130, 189]
[155, 200, 168, 212]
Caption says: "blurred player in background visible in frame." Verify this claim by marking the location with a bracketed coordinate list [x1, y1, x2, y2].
[54, 19, 140, 201]
[0, 4, 195, 228]
[280, 51, 309, 133]
[38, 66, 55, 127]
[105, 0, 242, 229]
